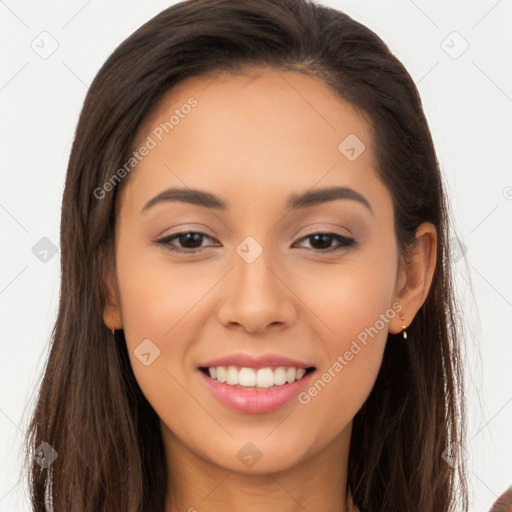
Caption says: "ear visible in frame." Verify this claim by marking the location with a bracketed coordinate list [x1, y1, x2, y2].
[100, 249, 123, 331]
[388, 222, 437, 334]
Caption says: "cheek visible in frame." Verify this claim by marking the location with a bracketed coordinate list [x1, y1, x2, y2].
[289, 251, 396, 415]
[115, 237, 218, 340]
[293, 284, 391, 444]
[113, 241, 210, 405]
[290, 248, 397, 346]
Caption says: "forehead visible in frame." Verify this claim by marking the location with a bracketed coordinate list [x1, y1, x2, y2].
[120, 67, 388, 218]
[136, 66, 373, 149]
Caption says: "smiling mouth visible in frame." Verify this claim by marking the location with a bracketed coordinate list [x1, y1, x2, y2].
[199, 365, 316, 390]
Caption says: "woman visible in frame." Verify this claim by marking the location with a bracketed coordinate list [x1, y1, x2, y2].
[25, 0, 472, 510]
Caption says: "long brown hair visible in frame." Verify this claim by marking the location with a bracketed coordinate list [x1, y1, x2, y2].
[24, 0, 468, 510]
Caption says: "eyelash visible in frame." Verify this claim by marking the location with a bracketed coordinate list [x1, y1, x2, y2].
[154, 231, 357, 254]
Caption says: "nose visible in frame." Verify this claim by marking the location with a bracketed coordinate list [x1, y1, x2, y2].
[217, 248, 297, 334]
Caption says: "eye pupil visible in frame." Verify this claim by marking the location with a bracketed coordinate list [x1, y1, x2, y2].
[310, 233, 332, 249]
[179, 232, 203, 248]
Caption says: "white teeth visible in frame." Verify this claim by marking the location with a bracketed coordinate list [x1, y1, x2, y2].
[239, 367, 256, 386]
[226, 366, 238, 385]
[286, 367, 296, 383]
[206, 365, 310, 388]
[296, 368, 306, 380]
[274, 367, 287, 385]
[256, 368, 274, 388]
[216, 366, 226, 383]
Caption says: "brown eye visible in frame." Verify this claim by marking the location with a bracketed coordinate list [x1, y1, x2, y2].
[155, 231, 219, 253]
[294, 232, 357, 252]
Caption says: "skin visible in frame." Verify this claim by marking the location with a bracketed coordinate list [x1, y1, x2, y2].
[102, 67, 437, 512]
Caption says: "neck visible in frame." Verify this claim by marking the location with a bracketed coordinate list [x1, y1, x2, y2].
[162, 422, 355, 512]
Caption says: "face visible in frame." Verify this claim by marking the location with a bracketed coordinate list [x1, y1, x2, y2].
[105, 67, 407, 475]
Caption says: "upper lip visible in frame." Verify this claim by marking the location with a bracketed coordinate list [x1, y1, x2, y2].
[199, 352, 315, 370]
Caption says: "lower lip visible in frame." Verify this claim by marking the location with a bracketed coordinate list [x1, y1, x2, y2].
[199, 369, 315, 414]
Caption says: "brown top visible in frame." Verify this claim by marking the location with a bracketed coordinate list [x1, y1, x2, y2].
[488, 486, 512, 512]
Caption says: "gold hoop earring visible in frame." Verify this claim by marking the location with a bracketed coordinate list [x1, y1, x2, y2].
[400, 314, 408, 340]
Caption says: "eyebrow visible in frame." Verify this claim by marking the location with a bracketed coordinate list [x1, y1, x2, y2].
[141, 185, 373, 214]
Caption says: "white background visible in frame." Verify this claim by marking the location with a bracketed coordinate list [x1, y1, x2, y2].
[1, 1, 511, 511]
